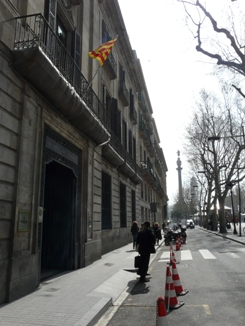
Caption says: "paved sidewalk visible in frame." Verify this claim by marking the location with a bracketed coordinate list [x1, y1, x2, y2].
[0, 240, 163, 326]
[1, 227, 244, 326]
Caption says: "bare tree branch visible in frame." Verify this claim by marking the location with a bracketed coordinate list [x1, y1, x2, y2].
[231, 84, 245, 98]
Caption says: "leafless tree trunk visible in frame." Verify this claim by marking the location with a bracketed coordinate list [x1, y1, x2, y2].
[184, 89, 245, 232]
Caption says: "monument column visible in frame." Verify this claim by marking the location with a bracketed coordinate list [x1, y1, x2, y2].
[176, 150, 183, 200]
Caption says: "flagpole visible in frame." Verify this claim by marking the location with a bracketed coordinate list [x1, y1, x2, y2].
[82, 64, 101, 99]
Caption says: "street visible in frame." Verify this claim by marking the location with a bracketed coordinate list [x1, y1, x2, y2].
[98, 228, 245, 326]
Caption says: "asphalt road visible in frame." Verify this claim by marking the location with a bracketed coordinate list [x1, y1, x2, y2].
[98, 228, 245, 326]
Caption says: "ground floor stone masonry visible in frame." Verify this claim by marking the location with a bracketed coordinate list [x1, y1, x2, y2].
[0, 48, 163, 303]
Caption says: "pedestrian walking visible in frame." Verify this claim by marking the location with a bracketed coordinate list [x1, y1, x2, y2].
[130, 221, 139, 249]
[136, 221, 156, 283]
[153, 222, 162, 245]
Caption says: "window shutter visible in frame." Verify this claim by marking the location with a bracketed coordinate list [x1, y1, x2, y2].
[46, 0, 57, 32]
[72, 30, 81, 90]
[119, 64, 124, 83]
[117, 111, 122, 141]
[44, 0, 57, 56]
[111, 98, 118, 134]
[102, 85, 107, 107]
[123, 120, 127, 150]
[133, 137, 136, 160]
[128, 129, 132, 156]
[72, 30, 81, 68]
[102, 20, 107, 43]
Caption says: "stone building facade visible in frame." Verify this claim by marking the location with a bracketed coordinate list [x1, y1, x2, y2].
[0, 0, 168, 303]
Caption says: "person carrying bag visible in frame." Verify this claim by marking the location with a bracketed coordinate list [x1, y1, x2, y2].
[136, 221, 156, 283]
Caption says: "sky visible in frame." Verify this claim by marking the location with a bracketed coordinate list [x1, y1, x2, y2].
[117, 0, 245, 205]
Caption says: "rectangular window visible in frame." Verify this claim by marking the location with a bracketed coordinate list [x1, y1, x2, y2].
[119, 63, 125, 83]
[128, 129, 132, 156]
[102, 19, 111, 43]
[102, 172, 112, 229]
[130, 89, 134, 111]
[131, 190, 136, 222]
[111, 98, 121, 140]
[120, 182, 127, 227]
[123, 120, 127, 150]
[133, 137, 136, 160]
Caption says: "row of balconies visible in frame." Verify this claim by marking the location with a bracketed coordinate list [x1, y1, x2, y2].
[10, 13, 164, 189]
[140, 160, 166, 199]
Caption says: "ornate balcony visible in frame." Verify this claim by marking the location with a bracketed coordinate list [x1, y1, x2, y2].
[155, 158, 163, 176]
[102, 132, 142, 184]
[119, 82, 129, 106]
[130, 106, 137, 125]
[11, 13, 110, 145]
[138, 92, 145, 111]
[139, 119, 148, 140]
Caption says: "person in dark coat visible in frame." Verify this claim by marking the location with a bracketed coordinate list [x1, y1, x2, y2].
[130, 221, 139, 249]
[136, 221, 156, 283]
[153, 222, 162, 245]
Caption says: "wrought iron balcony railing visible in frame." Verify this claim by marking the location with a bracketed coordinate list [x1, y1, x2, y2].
[12, 13, 110, 130]
[12, 14, 142, 183]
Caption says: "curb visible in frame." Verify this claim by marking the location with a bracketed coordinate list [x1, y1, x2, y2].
[93, 240, 164, 326]
[75, 297, 112, 326]
[198, 226, 245, 246]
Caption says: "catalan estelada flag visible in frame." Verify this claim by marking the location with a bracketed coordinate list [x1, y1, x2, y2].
[88, 37, 117, 66]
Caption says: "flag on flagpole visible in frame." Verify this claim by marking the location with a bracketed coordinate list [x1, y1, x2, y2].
[88, 37, 117, 66]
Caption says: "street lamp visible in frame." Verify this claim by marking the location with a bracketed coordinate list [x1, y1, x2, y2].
[227, 181, 238, 235]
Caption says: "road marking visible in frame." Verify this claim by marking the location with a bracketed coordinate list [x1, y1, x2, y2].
[203, 304, 211, 315]
[158, 251, 170, 262]
[187, 304, 211, 315]
[199, 249, 216, 259]
[181, 250, 193, 260]
[226, 252, 239, 258]
[160, 252, 170, 259]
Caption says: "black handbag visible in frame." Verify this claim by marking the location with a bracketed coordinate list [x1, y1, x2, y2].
[134, 255, 141, 268]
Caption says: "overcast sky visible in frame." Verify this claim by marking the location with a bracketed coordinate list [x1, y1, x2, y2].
[117, 0, 228, 204]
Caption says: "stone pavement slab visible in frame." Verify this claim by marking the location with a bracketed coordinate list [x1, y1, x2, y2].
[0, 240, 163, 326]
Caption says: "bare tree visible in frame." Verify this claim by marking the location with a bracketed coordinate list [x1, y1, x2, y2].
[184, 88, 245, 232]
[177, 0, 245, 96]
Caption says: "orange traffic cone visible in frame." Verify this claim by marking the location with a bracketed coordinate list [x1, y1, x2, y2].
[170, 243, 179, 264]
[171, 261, 189, 296]
[179, 235, 182, 247]
[157, 297, 169, 326]
[175, 236, 180, 251]
[180, 234, 184, 245]
[165, 265, 184, 310]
